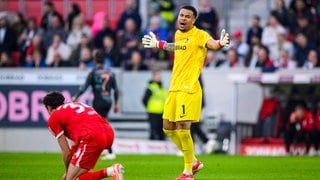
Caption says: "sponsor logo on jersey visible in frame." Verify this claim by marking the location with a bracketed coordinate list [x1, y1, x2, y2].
[175, 45, 187, 50]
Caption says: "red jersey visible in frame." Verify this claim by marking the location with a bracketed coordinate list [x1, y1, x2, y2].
[290, 110, 314, 132]
[48, 102, 113, 143]
[315, 110, 320, 130]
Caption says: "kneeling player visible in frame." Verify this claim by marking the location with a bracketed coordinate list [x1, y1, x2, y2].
[43, 91, 124, 180]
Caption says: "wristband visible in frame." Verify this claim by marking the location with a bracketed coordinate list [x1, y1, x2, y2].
[217, 40, 223, 48]
[158, 40, 166, 49]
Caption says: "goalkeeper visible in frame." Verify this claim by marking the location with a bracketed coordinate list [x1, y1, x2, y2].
[142, 5, 229, 180]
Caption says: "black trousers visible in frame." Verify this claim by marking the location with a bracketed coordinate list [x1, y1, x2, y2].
[148, 113, 165, 140]
[93, 97, 112, 118]
[285, 124, 316, 153]
[191, 122, 209, 144]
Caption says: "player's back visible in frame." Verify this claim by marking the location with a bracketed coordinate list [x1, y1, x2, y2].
[49, 102, 112, 142]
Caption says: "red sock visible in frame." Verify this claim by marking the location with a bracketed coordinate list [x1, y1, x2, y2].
[78, 169, 107, 180]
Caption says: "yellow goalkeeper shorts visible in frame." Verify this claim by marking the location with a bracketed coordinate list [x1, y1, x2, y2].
[162, 91, 202, 122]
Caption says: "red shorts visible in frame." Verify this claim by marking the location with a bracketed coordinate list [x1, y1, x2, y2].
[70, 129, 114, 170]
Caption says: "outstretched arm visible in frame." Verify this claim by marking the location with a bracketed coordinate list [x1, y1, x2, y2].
[206, 29, 230, 50]
[163, 43, 175, 52]
[142, 32, 175, 52]
[72, 72, 93, 101]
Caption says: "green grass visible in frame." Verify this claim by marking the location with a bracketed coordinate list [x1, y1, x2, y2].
[0, 153, 319, 179]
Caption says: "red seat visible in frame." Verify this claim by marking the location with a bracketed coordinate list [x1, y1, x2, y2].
[241, 137, 267, 144]
[11, 51, 20, 66]
[266, 138, 284, 144]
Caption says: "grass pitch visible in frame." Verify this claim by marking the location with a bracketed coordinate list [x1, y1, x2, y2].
[0, 153, 319, 180]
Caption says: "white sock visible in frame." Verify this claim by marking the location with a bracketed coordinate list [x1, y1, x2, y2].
[106, 166, 114, 177]
[183, 170, 193, 175]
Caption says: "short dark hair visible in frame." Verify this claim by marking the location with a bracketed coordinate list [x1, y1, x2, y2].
[45, 1, 54, 7]
[94, 49, 105, 64]
[180, 5, 197, 18]
[43, 91, 65, 109]
[253, 15, 260, 21]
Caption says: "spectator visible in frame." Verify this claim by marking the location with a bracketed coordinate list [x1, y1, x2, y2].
[275, 49, 297, 70]
[50, 51, 71, 67]
[116, 0, 142, 35]
[117, 18, 142, 65]
[148, 1, 170, 30]
[272, 28, 295, 61]
[11, 12, 26, 38]
[46, 34, 71, 66]
[303, 49, 320, 69]
[195, 0, 219, 38]
[293, 16, 319, 45]
[285, 104, 315, 155]
[271, 0, 293, 29]
[94, 16, 116, 49]
[0, 52, 15, 67]
[245, 34, 262, 67]
[154, 0, 176, 29]
[144, 15, 167, 41]
[18, 17, 44, 66]
[67, 15, 92, 50]
[246, 15, 263, 45]
[261, 14, 286, 61]
[43, 14, 68, 50]
[203, 50, 218, 68]
[91, 12, 107, 38]
[143, 15, 169, 63]
[229, 30, 249, 63]
[293, 32, 316, 67]
[289, 0, 313, 32]
[41, 1, 64, 31]
[78, 47, 94, 70]
[0, 14, 17, 55]
[25, 34, 46, 66]
[66, 3, 81, 32]
[69, 33, 94, 67]
[124, 50, 148, 71]
[219, 48, 243, 69]
[101, 35, 119, 67]
[24, 50, 46, 68]
[250, 45, 276, 72]
[142, 70, 167, 140]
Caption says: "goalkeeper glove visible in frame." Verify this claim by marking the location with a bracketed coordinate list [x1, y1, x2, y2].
[217, 29, 230, 47]
[142, 32, 166, 49]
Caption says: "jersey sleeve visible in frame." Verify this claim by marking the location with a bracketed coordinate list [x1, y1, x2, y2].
[110, 73, 119, 102]
[200, 30, 213, 48]
[74, 71, 93, 98]
[48, 115, 64, 139]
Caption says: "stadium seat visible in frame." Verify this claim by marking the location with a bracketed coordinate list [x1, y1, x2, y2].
[11, 51, 20, 66]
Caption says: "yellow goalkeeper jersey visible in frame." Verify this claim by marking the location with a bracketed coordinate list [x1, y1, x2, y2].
[169, 26, 212, 93]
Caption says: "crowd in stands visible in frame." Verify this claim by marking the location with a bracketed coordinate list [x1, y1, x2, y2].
[206, 0, 320, 71]
[0, 0, 320, 71]
[0, 0, 175, 70]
